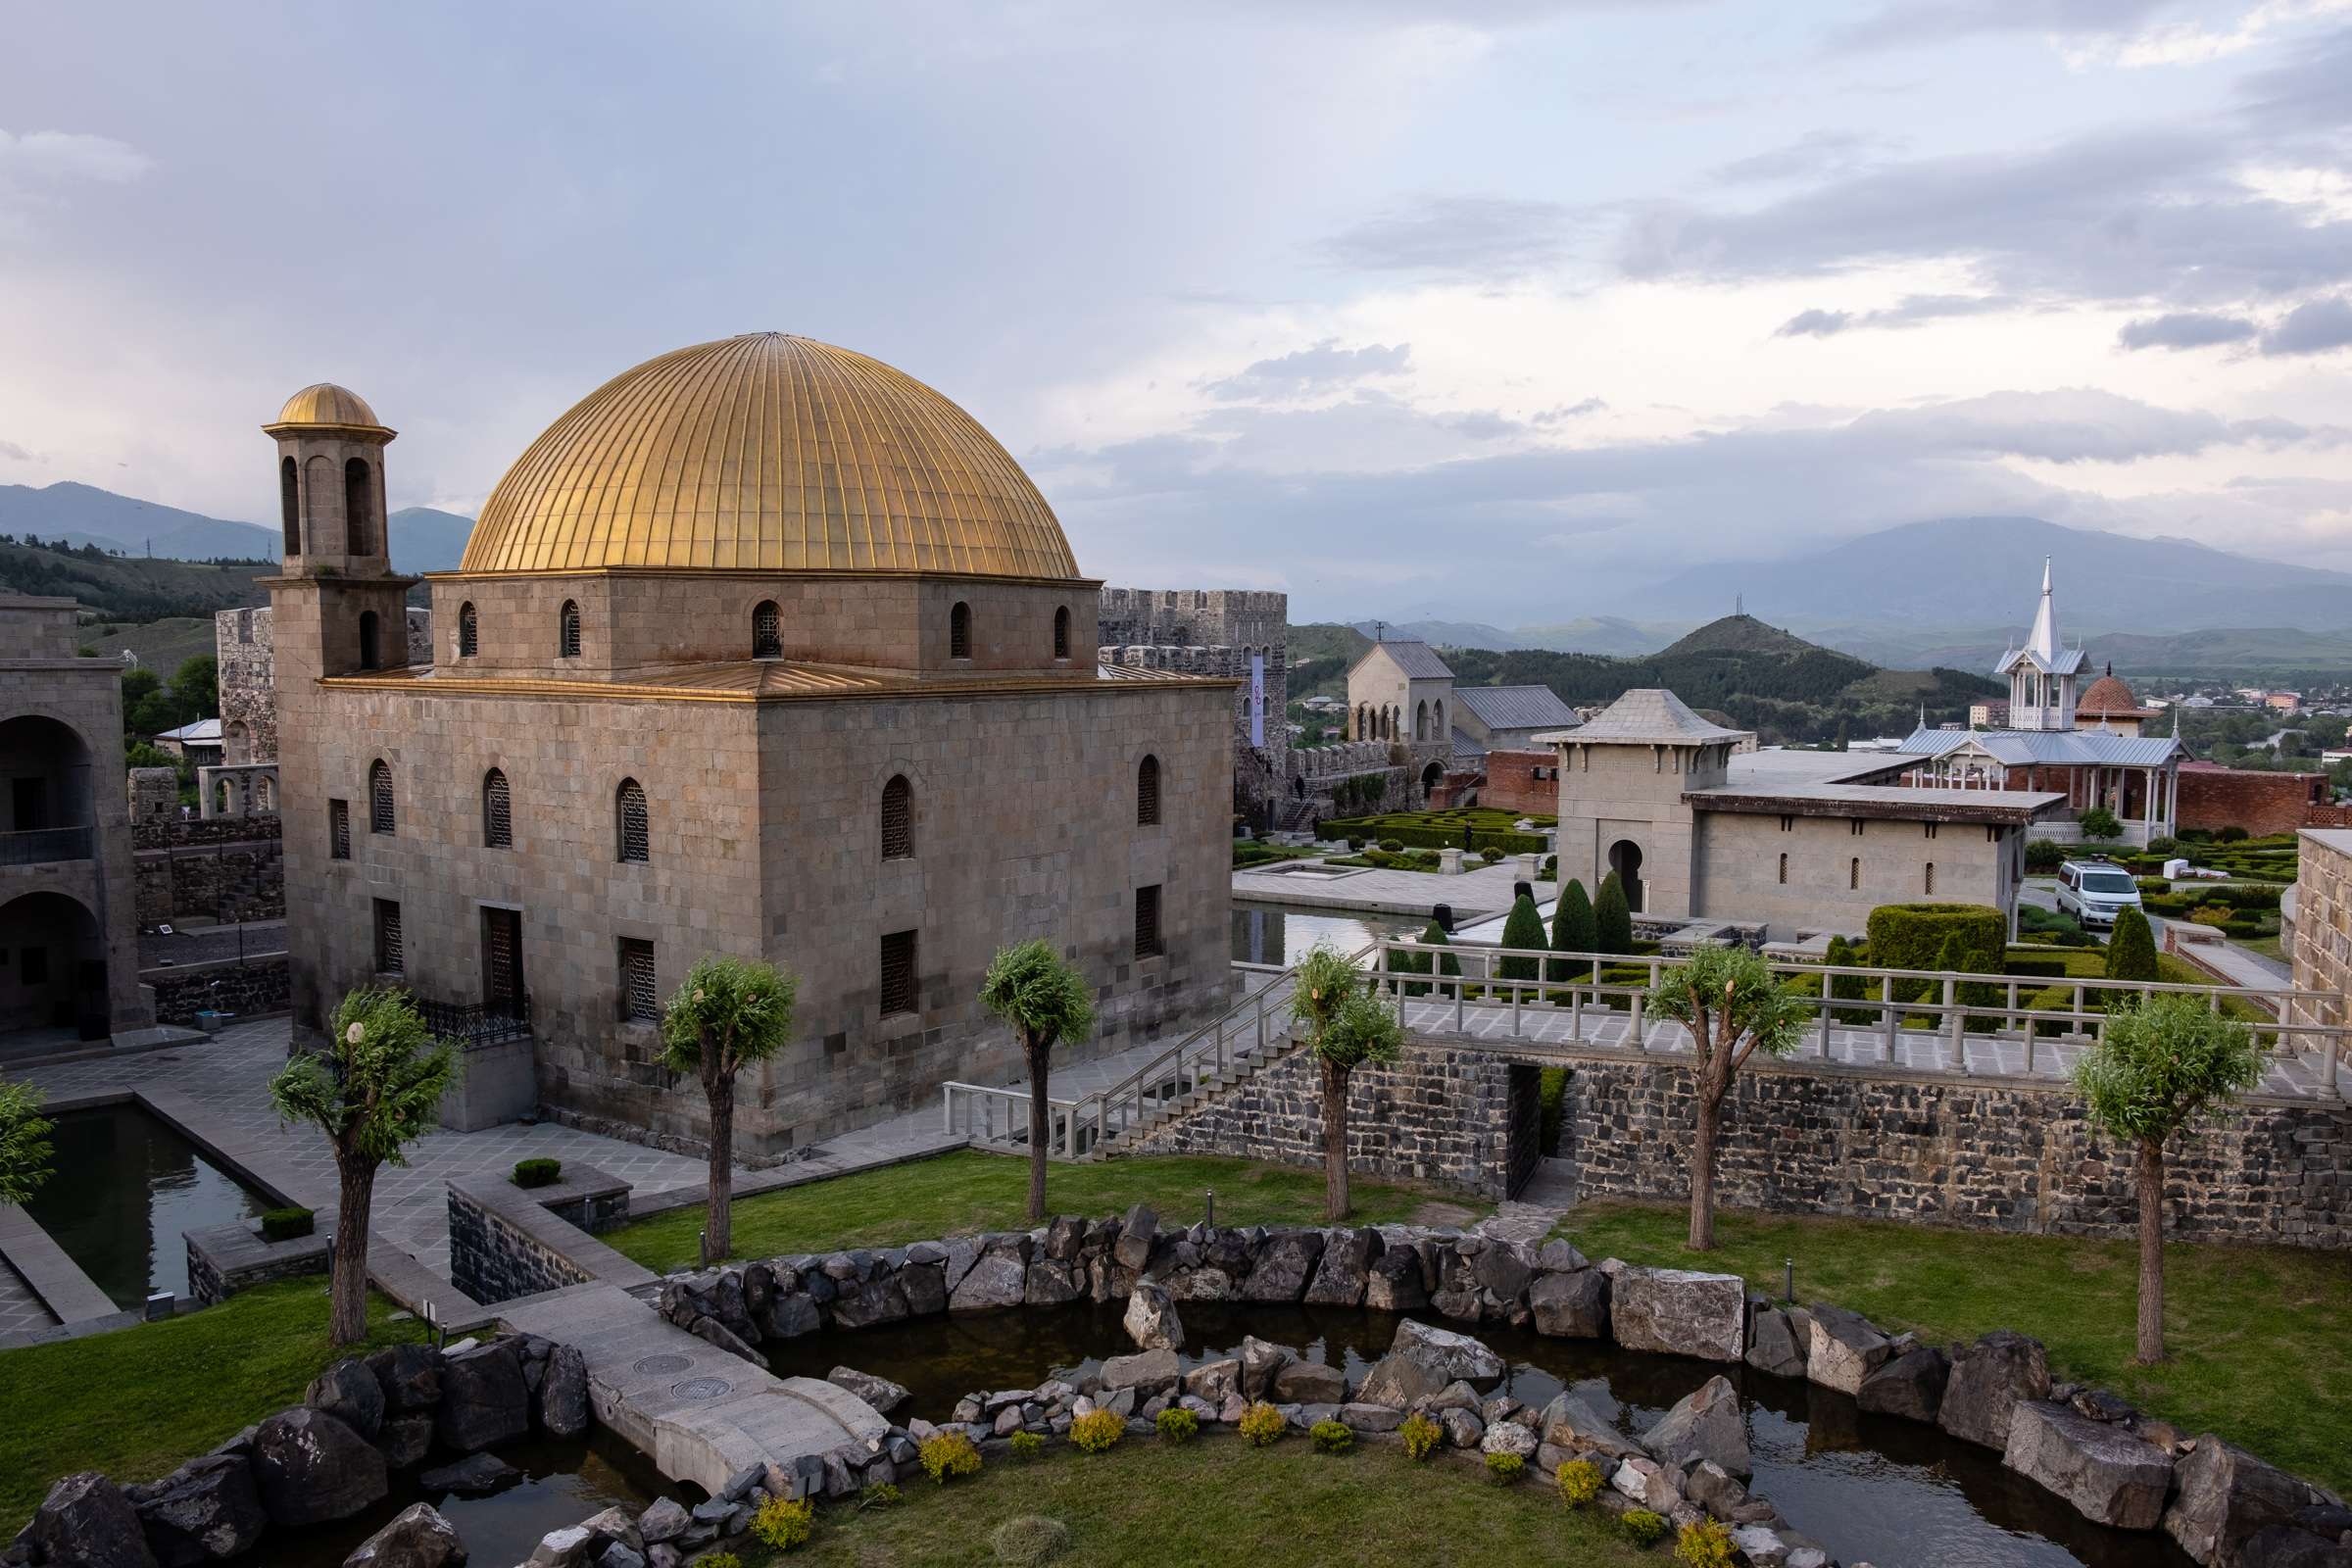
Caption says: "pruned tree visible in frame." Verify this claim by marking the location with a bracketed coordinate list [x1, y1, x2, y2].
[1291, 944, 1403, 1220]
[2080, 806, 2124, 841]
[2104, 906, 2159, 986]
[2073, 996, 2262, 1363]
[0, 1081, 56, 1207]
[1824, 934, 1870, 1025]
[1497, 893, 1547, 990]
[1549, 878, 1594, 986]
[1648, 945, 1809, 1250]
[979, 941, 1097, 1222]
[267, 990, 458, 1345]
[1594, 871, 1634, 956]
[662, 955, 799, 1259]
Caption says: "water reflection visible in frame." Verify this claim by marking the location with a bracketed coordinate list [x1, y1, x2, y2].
[1231, 903, 1425, 967]
[26, 1104, 271, 1307]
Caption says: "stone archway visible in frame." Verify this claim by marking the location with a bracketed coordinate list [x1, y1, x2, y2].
[1607, 839, 1645, 913]
[1421, 760, 1445, 800]
[0, 890, 109, 1042]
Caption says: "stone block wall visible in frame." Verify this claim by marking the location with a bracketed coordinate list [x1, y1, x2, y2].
[185, 1221, 327, 1306]
[128, 812, 285, 852]
[448, 1182, 598, 1304]
[1129, 1039, 1535, 1200]
[1564, 1055, 2350, 1249]
[133, 839, 284, 923]
[144, 956, 290, 1024]
[216, 607, 278, 763]
[1099, 587, 1289, 827]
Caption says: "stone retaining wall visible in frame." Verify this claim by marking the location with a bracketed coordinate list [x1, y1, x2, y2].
[133, 840, 284, 923]
[446, 1168, 644, 1306]
[143, 956, 290, 1026]
[129, 813, 284, 852]
[1565, 1056, 2352, 1249]
[185, 1221, 328, 1306]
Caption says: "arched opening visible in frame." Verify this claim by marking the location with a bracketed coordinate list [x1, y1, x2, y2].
[1138, 755, 1162, 825]
[214, 776, 235, 816]
[1421, 760, 1445, 799]
[279, 457, 301, 555]
[458, 603, 478, 660]
[1607, 839, 1644, 913]
[0, 890, 109, 1043]
[344, 458, 374, 556]
[1434, 699, 1446, 738]
[257, 774, 275, 812]
[224, 719, 250, 765]
[1415, 701, 1429, 741]
[368, 759, 395, 834]
[483, 768, 512, 848]
[0, 715, 97, 854]
[304, 455, 333, 545]
[615, 778, 649, 862]
[560, 601, 581, 659]
[1355, 705, 1368, 740]
[950, 601, 971, 661]
[358, 611, 380, 671]
[880, 774, 913, 860]
[752, 601, 782, 660]
[1053, 606, 1071, 661]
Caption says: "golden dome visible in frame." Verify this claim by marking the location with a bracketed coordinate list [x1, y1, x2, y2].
[458, 333, 1081, 578]
[269, 383, 391, 435]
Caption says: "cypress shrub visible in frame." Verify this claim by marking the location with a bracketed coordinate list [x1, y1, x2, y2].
[1421, 920, 1461, 996]
[1549, 879, 1594, 984]
[1498, 895, 1547, 983]
[1934, 931, 1999, 1032]
[1388, 934, 1432, 998]
[2104, 906, 2159, 985]
[1824, 935, 1872, 1024]
[1594, 872, 1634, 956]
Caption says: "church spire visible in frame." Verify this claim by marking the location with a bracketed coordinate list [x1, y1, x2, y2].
[2026, 556, 2060, 662]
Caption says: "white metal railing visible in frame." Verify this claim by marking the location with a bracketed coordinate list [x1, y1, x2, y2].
[1366, 939, 2347, 1097]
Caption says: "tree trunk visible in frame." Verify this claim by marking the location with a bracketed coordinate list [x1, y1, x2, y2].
[705, 1070, 736, 1262]
[2134, 1136, 2166, 1365]
[1026, 1036, 1052, 1223]
[1688, 1093, 1719, 1251]
[329, 1152, 376, 1348]
[1322, 1057, 1351, 1222]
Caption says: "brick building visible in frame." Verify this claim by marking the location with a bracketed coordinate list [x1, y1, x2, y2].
[2177, 760, 2352, 837]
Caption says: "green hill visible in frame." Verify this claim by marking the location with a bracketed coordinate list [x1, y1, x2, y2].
[0, 539, 272, 621]
[1658, 613, 1824, 659]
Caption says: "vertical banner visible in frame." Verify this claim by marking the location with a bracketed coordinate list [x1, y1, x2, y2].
[1250, 652, 1266, 747]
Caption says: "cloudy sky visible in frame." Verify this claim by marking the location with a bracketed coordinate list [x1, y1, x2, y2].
[3, 0, 2349, 622]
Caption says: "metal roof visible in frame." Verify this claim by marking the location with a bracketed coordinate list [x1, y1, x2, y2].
[1895, 726, 2184, 766]
[1686, 782, 2065, 824]
[1352, 639, 1454, 680]
[1552, 688, 1749, 744]
[1452, 684, 1580, 731]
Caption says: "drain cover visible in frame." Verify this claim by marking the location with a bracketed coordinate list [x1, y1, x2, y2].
[671, 1377, 733, 1400]
[632, 1353, 692, 1375]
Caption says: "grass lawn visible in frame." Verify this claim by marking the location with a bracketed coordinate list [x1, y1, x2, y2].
[757, 1437, 1649, 1567]
[604, 1152, 1480, 1274]
[1559, 1200, 2352, 1496]
[0, 1277, 426, 1531]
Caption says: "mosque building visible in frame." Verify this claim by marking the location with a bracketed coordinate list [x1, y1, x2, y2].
[265, 333, 1236, 1155]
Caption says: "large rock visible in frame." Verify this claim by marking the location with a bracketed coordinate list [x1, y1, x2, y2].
[1939, 1331, 2051, 1449]
[1122, 1282, 1183, 1351]
[686, 1315, 767, 1368]
[1642, 1375, 1750, 1477]
[2002, 1400, 2175, 1530]
[947, 1253, 1028, 1313]
[833, 1274, 913, 1327]
[1539, 1392, 1646, 1461]
[1389, 1319, 1505, 1388]
[1240, 1337, 1293, 1401]
[251, 1407, 391, 1527]
[2238, 1526, 2352, 1567]
[1744, 1305, 1806, 1378]
[343, 1501, 466, 1568]
[1113, 1204, 1158, 1271]
[419, 1453, 519, 1495]
[29, 1473, 157, 1568]
[1240, 1229, 1324, 1302]
[123, 1455, 266, 1568]
[1182, 1359, 1240, 1405]
[376, 1416, 435, 1470]
[1528, 1269, 1608, 1339]
[1857, 1346, 1948, 1423]
[366, 1345, 445, 1415]
[307, 1358, 387, 1441]
[1475, 1243, 1533, 1303]
[1271, 1359, 1347, 1404]
[1100, 1348, 1181, 1396]
[536, 1346, 590, 1439]
[760, 1290, 822, 1341]
[1303, 1228, 1380, 1307]
[1481, 1419, 1539, 1459]
[1610, 1268, 1745, 1363]
[1803, 1303, 1892, 1396]
[1363, 1246, 1429, 1312]
[435, 1343, 531, 1453]
[2165, 1438, 2322, 1568]
[826, 1367, 910, 1418]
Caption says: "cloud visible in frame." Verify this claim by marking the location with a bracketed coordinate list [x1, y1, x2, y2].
[1777, 294, 2012, 336]
[2261, 295, 2352, 355]
[1320, 195, 1583, 281]
[1828, 0, 2175, 52]
[2116, 311, 2262, 349]
[1531, 398, 1608, 422]
[1778, 308, 1852, 337]
[0, 129, 151, 185]
[0, 439, 32, 462]
[1203, 339, 1412, 399]
[2234, 18, 2352, 127]
[2070, 0, 2352, 68]
[1712, 130, 1884, 185]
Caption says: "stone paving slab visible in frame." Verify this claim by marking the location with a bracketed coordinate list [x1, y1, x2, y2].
[1232, 858, 1546, 920]
[0, 1251, 62, 1337]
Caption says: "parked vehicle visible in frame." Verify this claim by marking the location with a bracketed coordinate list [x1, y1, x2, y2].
[2056, 859, 2144, 928]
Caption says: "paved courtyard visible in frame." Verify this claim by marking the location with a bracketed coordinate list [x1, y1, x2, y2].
[1233, 858, 1545, 921]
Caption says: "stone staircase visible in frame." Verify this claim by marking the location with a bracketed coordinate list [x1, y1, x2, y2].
[1066, 967, 1313, 1161]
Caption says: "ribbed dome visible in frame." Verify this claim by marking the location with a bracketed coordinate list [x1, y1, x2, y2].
[458, 334, 1080, 578]
[270, 383, 390, 434]
[2079, 669, 2141, 713]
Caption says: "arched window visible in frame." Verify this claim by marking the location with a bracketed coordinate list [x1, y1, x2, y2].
[369, 760, 395, 835]
[1415, 701, 1429, 741]
[483, 768, 512, 848]
[950, 601, 971, 660]
[752, 600, 782, 660]
[1434, 700, 1445, 738]
[560, 600, 581, 659]
[224, 719, 250, 764]
[344, 458, 374, 556]
[1848, 857, 1860, 891]
[257, 774, 274, 812]
[1138, 754, 1161, 826]
[1924, 861, 1936, 896]
[279, 458, 300, 555]
[358, 611, 380, 671]
[615, 778, 648, 862]
[458, 603, 478, 659]
[1053, 606, 1071, 661]
[1778, 853, 1788, 885]
[881, 774, 913, 860]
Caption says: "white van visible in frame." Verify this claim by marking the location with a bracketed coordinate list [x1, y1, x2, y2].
[2056, 859, 2144, 929]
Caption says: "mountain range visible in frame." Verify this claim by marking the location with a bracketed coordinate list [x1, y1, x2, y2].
[0, 482, 475, 575]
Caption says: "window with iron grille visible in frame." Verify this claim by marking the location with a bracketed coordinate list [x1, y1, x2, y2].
[369, 760, 395, 834]
[1053, 606, 1070, 660]
[1137, 755, 1161, 826]
[618, 938, 658, 1022]
[752, 601, 782, 659]
[1848, 857, 1860, 891]
[616, 779, 649, 862]
[1134, 884, 1163, 958]
[560, 600, 581, 658]
[950, 601, 971, 660]
[483, 768, 512, 848]
[1925, 861, 1936, 896]
[881, 775, 913, 860]
[373, 899, 404, 975]
[1778, 853, 1788, 885]
[459, 603, 478, 659]
[880, 929, 917, 1015]
[329, 799, 351, 860]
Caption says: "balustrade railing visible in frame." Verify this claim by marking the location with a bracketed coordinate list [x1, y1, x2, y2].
[415, 993, 532, 1048]
[0, 825, 93, 865]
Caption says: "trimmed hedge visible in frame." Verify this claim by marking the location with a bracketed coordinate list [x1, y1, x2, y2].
[1322, 815, 1548, 855]
[1866, 905, 2006, 996]
[513, 1157, 563, 1189]
[259, 1206, 315, 1243]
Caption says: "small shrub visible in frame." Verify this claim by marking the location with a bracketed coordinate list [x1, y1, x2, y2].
[2217, 824, 2250, 843]
[1310, 1418, 1352, 1453]
[2025, 838, 2066, 872]
[919, 1429, 982, 1485]
[1380, 837, 1404, 853]
[1069, 1407, 1124, 1453]
[2145, 836, 2180, 858]
[989, 1515, 1071, 1567]
[2080, 805, 2124, 841]
[1008, 1429, 1044, 1461]
[1399, 1412, 1441, 1460]
[1479, 846, 1505, 864]
[1485, 1450, 1526, 1486]
[1348, 836, 1365, 851]
[1555, 1458, 1602, 1506]
[1674, 1519, 1737, 1567]
[259, 1206, 315, 1243]
[512, 1157, 563, 1188]
[1154, 1406, 1199, 1444]
[858, 1481, 901, 1511]
[751, 1495, 814, 1552]
[1239, 1401, 1286, 1447]
[1623, 1508, 1667, 1546]
[699, 1556, 742, 1568]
